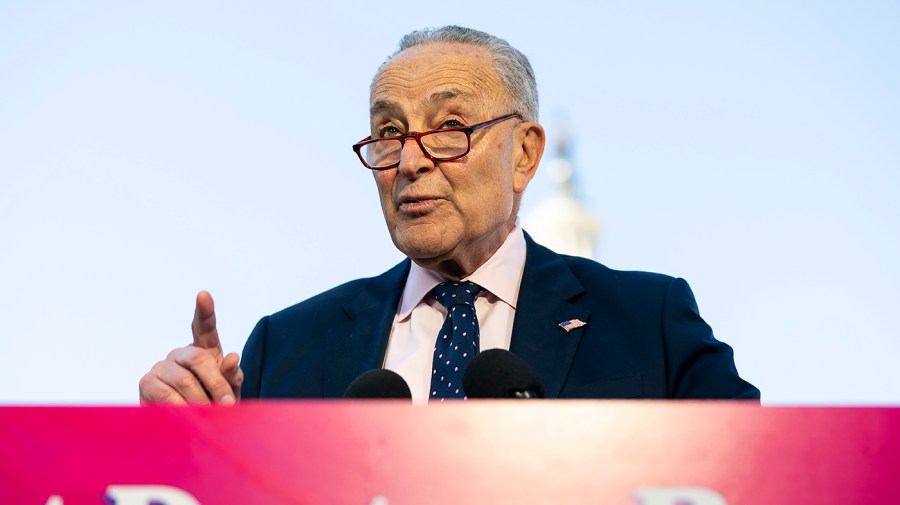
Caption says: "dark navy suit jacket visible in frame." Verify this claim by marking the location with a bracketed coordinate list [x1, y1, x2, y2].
[240, 235, 759, 400]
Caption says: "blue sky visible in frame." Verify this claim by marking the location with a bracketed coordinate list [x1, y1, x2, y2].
[0, 1, 897, 404]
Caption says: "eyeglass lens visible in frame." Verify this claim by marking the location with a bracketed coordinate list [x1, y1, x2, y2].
[362, 130, 469, 168]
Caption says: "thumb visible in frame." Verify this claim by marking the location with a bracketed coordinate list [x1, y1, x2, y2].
[191, 291, 222, 356]
[221, 352, 243, 400]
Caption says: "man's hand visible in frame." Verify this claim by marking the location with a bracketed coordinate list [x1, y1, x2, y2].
[139, 291, 243, 405]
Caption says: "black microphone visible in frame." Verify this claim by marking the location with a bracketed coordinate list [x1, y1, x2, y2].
[462, 349, 545, 399]
[343, 369, 412, 399]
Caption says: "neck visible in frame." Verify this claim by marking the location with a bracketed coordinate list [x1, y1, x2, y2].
[413, 217, 517, 281]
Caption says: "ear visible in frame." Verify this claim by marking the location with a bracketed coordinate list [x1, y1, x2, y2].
[512, 121, 545, 194]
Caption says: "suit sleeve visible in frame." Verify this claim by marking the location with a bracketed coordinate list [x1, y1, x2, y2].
[662, 278, 760, 400]
[239, 316, 270, 399]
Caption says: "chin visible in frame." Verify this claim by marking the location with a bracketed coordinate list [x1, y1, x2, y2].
[392, 234, 457, 263]
[395, 240, 453, 261]
[391, 223, 459, 256]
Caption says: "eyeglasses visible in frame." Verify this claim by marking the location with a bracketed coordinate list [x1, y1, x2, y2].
[352, 113, 521, 170]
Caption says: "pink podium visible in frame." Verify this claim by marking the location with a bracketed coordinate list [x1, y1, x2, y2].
[2, 402, 897, 504]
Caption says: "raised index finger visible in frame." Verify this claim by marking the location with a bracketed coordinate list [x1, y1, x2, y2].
[191, 290, 221, 352]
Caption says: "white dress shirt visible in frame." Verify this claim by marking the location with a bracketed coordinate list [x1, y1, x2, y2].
[383, 223, 528, 404]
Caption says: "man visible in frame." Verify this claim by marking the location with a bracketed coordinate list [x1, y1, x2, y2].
[139, 26, 759, 405]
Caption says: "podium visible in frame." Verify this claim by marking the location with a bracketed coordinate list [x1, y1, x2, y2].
[2, 402, 897, 504]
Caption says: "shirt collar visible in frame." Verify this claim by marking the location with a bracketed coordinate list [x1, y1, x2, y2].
[396, 221, 527, 320]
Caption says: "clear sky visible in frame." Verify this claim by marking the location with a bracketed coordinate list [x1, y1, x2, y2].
[1, 1, 897, 405]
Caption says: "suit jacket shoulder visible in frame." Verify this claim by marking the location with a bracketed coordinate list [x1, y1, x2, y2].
[240, 260, 410, 399]
[514, 235, 759, 399]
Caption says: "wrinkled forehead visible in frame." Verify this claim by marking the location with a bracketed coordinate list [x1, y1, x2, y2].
[369, 43, 506, 118]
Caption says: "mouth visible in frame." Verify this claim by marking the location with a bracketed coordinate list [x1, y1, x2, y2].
[398, 196, 441, 213]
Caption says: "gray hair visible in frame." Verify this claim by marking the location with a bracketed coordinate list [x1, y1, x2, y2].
[378, 25, 539, 122]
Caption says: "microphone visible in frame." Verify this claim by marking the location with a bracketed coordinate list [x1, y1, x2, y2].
[462, 349, 545, 399]
[343, 369, 412, 399]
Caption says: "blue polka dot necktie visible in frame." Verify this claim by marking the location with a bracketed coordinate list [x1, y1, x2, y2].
[430, 281, 482, 400]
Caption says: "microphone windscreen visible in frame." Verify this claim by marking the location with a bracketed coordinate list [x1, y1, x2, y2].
[462, 349, 545, 399]
[343, 369, 412, 399]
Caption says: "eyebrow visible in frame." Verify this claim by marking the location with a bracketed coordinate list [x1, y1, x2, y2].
[370, 100, 401, 118]
[370, 89, 477, 118]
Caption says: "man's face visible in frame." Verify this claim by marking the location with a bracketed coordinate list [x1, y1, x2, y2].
[369, 42, 539, 278]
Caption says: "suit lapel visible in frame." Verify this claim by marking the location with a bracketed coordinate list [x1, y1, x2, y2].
[323, 259, 410, 397]
[510, 235, 590, 398]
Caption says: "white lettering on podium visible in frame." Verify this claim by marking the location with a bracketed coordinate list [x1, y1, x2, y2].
[47, 484, 728, 504]
[104, 485, 201, 505]
[633, 487, 728, 505]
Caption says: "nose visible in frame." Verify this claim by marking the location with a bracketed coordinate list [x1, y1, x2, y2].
[396, 136, 436, 178]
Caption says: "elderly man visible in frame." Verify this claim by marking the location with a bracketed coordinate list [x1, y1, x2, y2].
[139, 26, 759, 405]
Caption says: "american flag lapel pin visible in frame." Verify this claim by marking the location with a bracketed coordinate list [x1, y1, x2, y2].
[558, 319, 587, 332]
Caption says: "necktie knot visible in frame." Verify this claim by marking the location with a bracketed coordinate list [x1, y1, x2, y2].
[434, 281, 482, 309]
